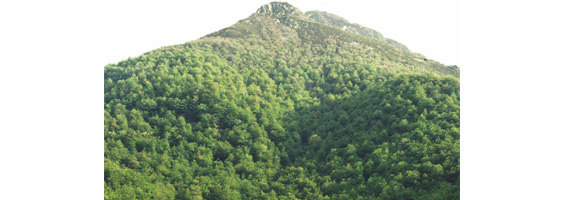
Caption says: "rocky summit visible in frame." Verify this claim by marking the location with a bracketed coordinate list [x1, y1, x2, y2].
[104, 2, 460, 199]
[255, 1, 302, 16]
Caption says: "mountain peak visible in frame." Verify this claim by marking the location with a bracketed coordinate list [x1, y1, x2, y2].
[256, 2, 302, 16]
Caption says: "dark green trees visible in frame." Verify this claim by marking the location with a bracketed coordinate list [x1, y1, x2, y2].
[104, 2, 459, 199]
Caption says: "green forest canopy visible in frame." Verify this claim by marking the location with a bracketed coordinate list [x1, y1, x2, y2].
[104, 2, 459, 199]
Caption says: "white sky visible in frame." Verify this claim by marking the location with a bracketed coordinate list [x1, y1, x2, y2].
[105, 0, 459, 65]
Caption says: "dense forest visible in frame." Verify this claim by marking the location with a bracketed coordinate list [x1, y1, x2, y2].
[104, 2, 459, 199]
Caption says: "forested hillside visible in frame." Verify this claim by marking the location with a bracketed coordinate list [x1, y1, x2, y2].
[104, 2, 459, 199]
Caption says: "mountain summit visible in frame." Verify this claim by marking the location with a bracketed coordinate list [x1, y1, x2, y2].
[105, 2, 460, 199]
[255, 1, 302, 16]
[205, 2, 458, 77]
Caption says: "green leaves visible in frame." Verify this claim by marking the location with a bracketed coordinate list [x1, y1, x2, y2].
[104, 6, 459, 198]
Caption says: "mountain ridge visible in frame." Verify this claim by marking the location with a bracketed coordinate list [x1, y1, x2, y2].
[191, 2, 458, 77]
[104, 2, 460, 199]
[305, 10, 409, 51]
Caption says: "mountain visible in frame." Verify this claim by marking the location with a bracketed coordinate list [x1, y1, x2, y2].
[104, 2, 459, 199]
[305, 10, 409, 51]
[204, 2, 458, 78]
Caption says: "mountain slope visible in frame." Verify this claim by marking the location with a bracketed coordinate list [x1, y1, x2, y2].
[204, 2, 458, 78]
[104, 2, 459, 199]
[305, 10, 409, 51]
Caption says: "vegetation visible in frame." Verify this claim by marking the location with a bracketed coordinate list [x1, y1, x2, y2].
[104, 2, 459, 199]
[305, 10, 409, 51]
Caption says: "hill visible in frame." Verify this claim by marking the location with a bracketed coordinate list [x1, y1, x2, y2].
[104, 2, 459, 199]
[305, 10, 409, 51]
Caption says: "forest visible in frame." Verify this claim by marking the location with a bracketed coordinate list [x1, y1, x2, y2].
[104, 2, 459, 199]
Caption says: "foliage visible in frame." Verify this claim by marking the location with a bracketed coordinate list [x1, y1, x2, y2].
[104, 2, 459, 199]
[305, 10, 409, 51]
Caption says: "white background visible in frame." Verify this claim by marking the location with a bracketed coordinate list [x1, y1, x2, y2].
[1, 0, 564, 199]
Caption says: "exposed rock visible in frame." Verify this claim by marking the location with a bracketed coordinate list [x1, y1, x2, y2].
[305, 10, 409, 51]
[256, 2, 303, 17]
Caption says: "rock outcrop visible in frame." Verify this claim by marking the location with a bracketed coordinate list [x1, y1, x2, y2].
[255, 2, 303, 17]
